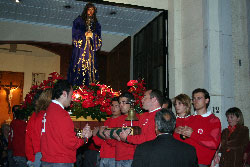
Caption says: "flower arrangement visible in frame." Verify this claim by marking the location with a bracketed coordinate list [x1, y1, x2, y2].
[71, 79, 146, 120]
[127, 79, 146, 114]
[70, 83, 120, 121]
[21, 72, 63, 118]
[21, 72, 146, 121]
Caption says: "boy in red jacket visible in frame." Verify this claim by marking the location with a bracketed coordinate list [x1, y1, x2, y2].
[176, 88, 221, 166]
[40, 80, 92, 167]
[8, 106, 27, 167]
[102, 92, 140, 167]
[92, 97, 121, 167]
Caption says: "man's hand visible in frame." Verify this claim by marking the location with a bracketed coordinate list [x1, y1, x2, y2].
[104, 129, 111, 140]
[82, 123, 92, 138]
[113, 130, 121, 141]
[213, 152, 221, 164]
[182, 126, 193, 137]
[120, 128, 131, 142]
[175, 126, 184, 134]
[92, 127, 99, 137]
[98, 126, 106, 139]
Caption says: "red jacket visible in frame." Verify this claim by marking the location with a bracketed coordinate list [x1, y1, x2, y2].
[8, 119, 27, 157]
[25, 110, 46, 162]
[173, 116, 191, 142]
[126, 108, 161, 145]
[41, 102, 84, 163]
[186, 112, 221, 165]
[110, 114, 140, 161]
[93, 117, 120, 158]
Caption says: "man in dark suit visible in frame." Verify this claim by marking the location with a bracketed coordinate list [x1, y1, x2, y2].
[132, 108, 198, 167]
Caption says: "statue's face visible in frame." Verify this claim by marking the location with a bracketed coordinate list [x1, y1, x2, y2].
[87, 7, 94, 17]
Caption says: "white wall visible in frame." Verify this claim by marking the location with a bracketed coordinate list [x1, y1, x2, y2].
[232, 0, 250, 129]
[168, 0, 206, 103]
[202, 0, 234, 128]
[168, 0, 183, 96]
[0, 44, 60, 99]
[181, 0, 205, 95]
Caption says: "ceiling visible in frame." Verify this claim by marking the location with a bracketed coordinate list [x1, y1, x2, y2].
[0, 0, 162, 36]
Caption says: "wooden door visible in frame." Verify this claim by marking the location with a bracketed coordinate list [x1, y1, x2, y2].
[105, 37, 131, 92]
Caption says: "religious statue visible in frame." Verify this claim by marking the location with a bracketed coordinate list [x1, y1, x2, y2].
[0, 82, 19, 114]
[68, 2, 102, 86]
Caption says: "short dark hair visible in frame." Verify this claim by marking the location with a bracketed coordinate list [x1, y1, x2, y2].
[226, 107, 244, 125]
[149, 89, 164, 106]
[52, 80, 72, 100]
[13, 108, 26, 120]
[12, 105, 20, 113]
[111, 97, 119, 103]
[119, 92, 135, 105]
[192, 88, 210, 108]
[155, 108, 176, 134]
[163, 97, 172, 109]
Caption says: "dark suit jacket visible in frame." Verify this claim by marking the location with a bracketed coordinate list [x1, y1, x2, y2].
[132, 134, 198, 167]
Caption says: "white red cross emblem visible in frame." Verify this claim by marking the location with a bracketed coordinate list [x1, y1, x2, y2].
[197, 129, 203, 134]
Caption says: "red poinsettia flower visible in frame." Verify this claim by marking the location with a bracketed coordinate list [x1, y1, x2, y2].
[104, 106, 112, 115]
[22, 72, 63, 117]
[127, 80, 138, 86]
[101, 99, 110, 107]
[82, 99, 95, 108]
[30, 85, 39, 90]
[97, 90, 101, 95]
[127, 79, 146, 112]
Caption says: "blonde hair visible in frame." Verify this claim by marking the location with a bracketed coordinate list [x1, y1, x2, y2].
[35, 88, 52, 113]
[173, 94, 191, 116]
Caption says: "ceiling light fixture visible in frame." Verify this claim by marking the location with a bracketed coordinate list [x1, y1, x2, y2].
[109, 11, 117, 15]
[64, 5, 72, 9]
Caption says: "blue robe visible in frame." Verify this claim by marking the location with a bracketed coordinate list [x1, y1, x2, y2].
[68, 16, 102, 86]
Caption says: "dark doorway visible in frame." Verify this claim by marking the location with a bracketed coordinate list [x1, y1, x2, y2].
[133, 12, 168, 95]
[104, 36, 131, 92]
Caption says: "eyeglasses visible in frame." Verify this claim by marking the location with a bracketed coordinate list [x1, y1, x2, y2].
[119, 101, 130, 105]
[192, 97, 204, 101]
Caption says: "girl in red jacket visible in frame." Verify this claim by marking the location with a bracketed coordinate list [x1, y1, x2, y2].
[25, 89, 52, 167]
[173, 94, 192, 142]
